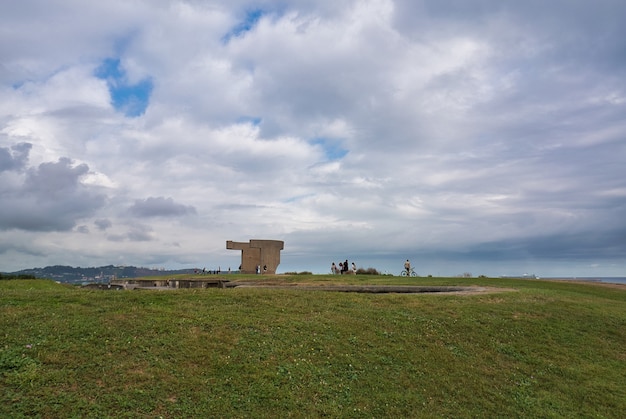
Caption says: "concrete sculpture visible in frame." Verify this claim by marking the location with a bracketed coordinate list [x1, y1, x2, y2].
[226, 239, 284, 274]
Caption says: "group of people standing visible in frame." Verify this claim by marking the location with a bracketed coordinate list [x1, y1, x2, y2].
[331, 260, 356, 274]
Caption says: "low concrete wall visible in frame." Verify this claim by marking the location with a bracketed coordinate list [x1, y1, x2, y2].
[111, 278, 230, 289]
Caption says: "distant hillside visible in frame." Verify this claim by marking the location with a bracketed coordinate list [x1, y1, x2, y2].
[3, 265, 196, 283]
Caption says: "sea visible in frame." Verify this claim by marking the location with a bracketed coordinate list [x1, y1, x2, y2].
[544, 277, 626, 285]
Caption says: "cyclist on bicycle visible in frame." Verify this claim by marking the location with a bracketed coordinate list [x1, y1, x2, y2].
[404, 259, 411, 276]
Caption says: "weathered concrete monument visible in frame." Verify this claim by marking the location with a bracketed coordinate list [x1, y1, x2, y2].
[226, 239, 284, 274]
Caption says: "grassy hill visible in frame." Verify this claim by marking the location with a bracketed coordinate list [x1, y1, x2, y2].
[1, 275, 625, 418]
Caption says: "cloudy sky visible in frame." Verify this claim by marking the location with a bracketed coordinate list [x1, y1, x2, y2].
[1, 0, 625, 277]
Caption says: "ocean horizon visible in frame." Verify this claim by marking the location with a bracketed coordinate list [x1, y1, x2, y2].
[544, 277, 626, 285]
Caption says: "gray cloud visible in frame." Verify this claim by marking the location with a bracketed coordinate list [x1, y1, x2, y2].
[105, 224, 155, 242]
[94, 218, 112, 230]
[0, 142, 31, 173]
[128, 197, 197, 218]
[0, 149, 106, 232]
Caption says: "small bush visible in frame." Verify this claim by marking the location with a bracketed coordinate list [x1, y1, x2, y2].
[0, 273, 36, 280]
[356, 267, 380, 275]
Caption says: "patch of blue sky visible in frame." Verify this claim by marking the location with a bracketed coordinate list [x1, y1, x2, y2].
[311, 138, 348, 161]
[95, 58, 153, 117]
[222, 9, 268, 43]
[236, 116, 262, 126]
[283, 193, 316, 203]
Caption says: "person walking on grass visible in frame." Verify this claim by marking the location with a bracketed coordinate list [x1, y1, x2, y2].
[404, 259, 411, 276]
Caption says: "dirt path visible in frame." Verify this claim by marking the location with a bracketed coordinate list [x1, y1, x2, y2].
[230, 282, 516, 295]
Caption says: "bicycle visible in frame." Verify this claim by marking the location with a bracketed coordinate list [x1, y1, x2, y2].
[401, 268, 418, 277]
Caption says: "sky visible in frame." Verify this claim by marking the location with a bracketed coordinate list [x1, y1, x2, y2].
[1, 0, 625, 277]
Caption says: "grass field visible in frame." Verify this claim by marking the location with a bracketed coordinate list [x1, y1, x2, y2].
[1, 275, 625, 418]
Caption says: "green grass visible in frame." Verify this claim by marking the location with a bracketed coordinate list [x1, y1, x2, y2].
[1, 275, 625, 418]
